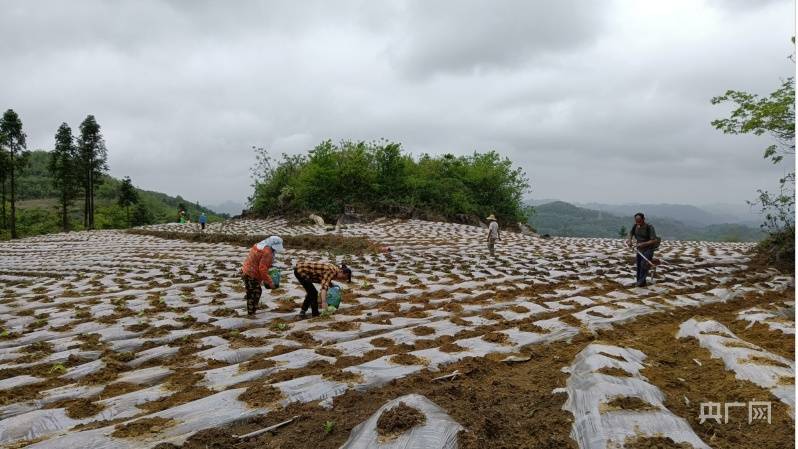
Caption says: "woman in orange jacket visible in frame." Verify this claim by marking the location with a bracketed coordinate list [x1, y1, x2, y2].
[241, 236, 284, 316]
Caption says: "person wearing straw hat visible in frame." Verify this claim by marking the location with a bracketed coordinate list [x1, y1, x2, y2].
[486, 214, 500, 257]
[240, 236, 285, 316]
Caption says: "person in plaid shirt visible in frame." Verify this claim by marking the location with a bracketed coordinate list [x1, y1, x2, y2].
[240, 236, 284, 316]
[294, 260, 352, 318]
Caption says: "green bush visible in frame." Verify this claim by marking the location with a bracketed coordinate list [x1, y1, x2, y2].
[250, 140, 529, 223]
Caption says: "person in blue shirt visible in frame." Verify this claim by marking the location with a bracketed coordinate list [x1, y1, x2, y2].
[199, 212, 207, 230]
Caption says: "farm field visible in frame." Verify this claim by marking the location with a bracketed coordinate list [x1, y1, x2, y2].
[0, 218, 793, 449]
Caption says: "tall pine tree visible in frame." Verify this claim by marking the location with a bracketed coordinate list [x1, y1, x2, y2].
[0, 110, 29, 239]
[50, 123, 80, 232]
[0, 146, 8, 229]
[118, 176, 139, 227]
[77, 115, 108, 230]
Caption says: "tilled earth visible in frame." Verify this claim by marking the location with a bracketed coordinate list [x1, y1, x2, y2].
[0, 218, 793, 449]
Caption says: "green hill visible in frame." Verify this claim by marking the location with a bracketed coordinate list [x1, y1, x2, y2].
[6, 150, 224, 238]
[529, 201, 764, 242]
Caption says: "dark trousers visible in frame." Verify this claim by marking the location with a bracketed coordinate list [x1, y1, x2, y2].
[200, 222, 206, 230]
[636, 248, 655, 285]
[294, 268, 320, 316]
[242, 274, 262, 315]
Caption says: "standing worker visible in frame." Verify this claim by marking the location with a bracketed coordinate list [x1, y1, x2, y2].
[241, 236, 284, 316]
[294, 261, 352, 318]
[199, 212, 207, 231]
[486, 214, 500, 257]
[626, 213, 660, 287]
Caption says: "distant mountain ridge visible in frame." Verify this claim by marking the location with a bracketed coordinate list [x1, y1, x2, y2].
[528, 201, 763, 242]
[576, 202, 760, 227]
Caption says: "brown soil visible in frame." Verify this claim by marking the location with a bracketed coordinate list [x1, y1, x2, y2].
[479, 310, 504, 321]
[288, 331, 317, 346]
[596, 366, 632, 377]
[139, 386, 214, 413]
[111, 417, 177, 438]
[518, 323, 549, 334]
[404, 310, 429, 318]
[178, 428, 238, 449]
[601, 396, 659, 412]
[390, 354, 425, 366]
[511, 305, 530, 313]
[100, 382, 144, 398]
[165, 369, 204, 391]
[593, 290, 795, 449]
[376, 401, 427, 437]
[481, 332, 509, 345]
[557, 314, 583, 327]
[450, 316, 471, 326]
[624, 436, 695, 449]
[411, 326, 435, 336]
[47, 398, 105, 419]
[738, 355, 792, 369]
[196, 341, 585, 449]
[238, 382, 283, 408]
[442, 302, 464, 313]
[315, 347, 343, 358]
[370, 337, 395, 347]
[322, 370, 364, 383]
[329, 321, 359, 331]
[439, 342, 467, 353]
[240, 358, 278, 372]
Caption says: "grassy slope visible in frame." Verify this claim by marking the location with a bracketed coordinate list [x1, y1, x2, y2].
[5, 150, 225, 238]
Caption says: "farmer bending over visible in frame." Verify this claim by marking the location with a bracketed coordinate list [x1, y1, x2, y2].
[240, 236, 284, 316]
[627, 213, 659, 287]
[294, 261, 352, 318]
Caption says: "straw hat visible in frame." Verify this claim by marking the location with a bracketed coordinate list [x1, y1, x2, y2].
[486, 214, 497, 221]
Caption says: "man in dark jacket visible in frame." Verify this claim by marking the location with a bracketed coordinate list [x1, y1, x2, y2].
[627, 213, 660, 287]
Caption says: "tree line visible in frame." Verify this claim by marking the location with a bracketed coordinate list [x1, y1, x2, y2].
[249, 139, 530, 224]
[0, 110, 143, 238]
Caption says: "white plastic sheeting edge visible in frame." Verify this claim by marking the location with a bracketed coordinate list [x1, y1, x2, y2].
[339, 394, 463, 449]
[677, 318, 795, 416]
[560, 343, 710, 449]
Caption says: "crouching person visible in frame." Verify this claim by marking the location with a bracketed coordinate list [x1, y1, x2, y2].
[240, 236, 284, 316]
[294, 261, 352, 318]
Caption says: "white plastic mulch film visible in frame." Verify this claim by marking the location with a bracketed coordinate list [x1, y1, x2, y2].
[560, 343, 710, 449]
[340, 394, 463, 449]
[677, 318, 795, 416]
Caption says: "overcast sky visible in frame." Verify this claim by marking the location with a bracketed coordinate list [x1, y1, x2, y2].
[1, 0, 794, 209]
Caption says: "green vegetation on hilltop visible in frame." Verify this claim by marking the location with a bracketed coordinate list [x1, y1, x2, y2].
[250, 140, 530, 224]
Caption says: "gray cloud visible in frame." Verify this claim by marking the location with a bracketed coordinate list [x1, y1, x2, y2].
[0, 0, 792, 209]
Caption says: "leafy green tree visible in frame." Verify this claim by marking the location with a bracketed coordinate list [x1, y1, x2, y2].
[712, 77, 795, 232]
[0, 109, 30, 239]
[118, 176, 139, 227]
[618, 226, 627, 238]
[712, 40, 794, 271]
[131, 202, 154, 226]
[77, 115, 108, 229]
[50, 123, 80, 232]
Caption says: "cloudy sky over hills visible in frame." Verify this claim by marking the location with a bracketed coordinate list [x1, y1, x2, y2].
[0, 0, 793, 207]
